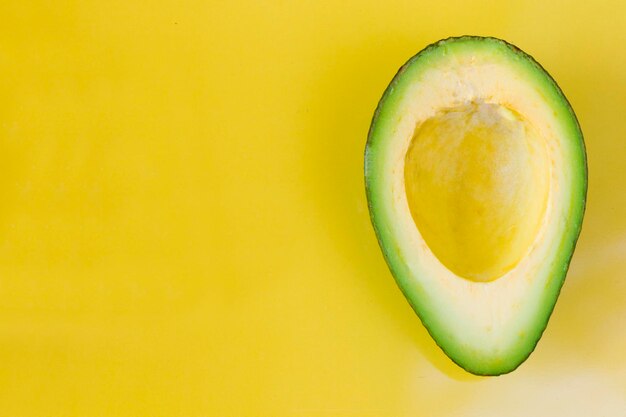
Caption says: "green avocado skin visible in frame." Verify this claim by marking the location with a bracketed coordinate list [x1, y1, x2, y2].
[364, 36, 587, 376]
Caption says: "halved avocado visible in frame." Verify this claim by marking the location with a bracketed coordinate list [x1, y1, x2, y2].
[365, 36, 587, 376]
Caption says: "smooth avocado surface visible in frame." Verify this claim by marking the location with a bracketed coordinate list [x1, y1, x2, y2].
[365, 36, 587, 376]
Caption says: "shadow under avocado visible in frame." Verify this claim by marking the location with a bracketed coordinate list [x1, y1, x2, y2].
[302, 33, 482, 382]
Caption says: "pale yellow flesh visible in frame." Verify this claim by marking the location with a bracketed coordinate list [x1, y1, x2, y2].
[404, 102, 550, 282]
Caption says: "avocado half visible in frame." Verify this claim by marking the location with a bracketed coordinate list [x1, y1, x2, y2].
[365, 36, 587, 376]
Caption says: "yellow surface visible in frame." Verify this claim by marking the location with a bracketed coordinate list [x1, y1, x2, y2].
[405, 102, 549, 282]
[0, 1, 624, 415]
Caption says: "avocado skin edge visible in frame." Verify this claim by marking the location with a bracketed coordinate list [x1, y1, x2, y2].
[364, 36, 588, 376]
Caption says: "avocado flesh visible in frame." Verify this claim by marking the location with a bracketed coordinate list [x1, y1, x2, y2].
[365, 37, 586, 375]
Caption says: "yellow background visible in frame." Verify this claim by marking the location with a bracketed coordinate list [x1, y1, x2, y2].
[0, 1, 624, 415]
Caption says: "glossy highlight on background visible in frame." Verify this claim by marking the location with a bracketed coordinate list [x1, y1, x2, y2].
[0, 1, 624, 416]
